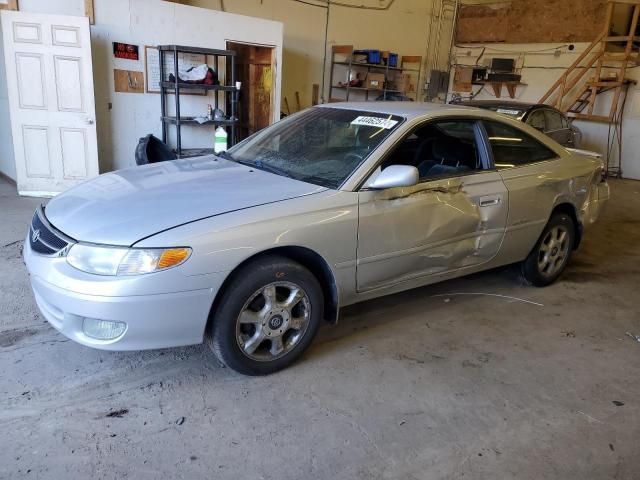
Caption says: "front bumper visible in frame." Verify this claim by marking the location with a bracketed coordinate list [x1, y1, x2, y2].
[24, 239, 226, 351]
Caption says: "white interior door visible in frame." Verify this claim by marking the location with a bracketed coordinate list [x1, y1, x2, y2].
[1, 11, 98, 197]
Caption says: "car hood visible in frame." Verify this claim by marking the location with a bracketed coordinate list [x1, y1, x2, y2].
[44, 156, 326, 245]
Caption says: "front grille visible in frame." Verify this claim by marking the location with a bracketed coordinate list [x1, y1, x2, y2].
[29, 209, 72, 256]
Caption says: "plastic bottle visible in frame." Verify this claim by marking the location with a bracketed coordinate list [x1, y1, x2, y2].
[214, 126, 228, 153]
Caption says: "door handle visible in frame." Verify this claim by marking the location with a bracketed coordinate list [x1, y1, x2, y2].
[85, 118, 94, 125]
[479, 196, 501, 207]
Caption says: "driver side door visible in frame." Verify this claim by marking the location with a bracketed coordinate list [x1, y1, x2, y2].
[356, 119, 508, 292]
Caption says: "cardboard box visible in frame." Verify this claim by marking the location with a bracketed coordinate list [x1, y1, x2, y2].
[366, 73, 385, 90]
[453, 66, 474, 93]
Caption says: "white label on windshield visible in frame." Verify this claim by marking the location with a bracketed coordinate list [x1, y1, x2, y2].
[351, 116, 398, 129]
[496, 108, 521, 116]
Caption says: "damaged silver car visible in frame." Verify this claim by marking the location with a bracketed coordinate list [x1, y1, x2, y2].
[24, 102, 609, 375]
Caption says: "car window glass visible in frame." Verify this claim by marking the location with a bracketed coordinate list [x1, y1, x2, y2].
[483, 120, 557, 169]
[544, 110, 564, 131]
[561, 115, 569, 129]
[228, 108, 403, 189]
[527, 110, 545, 130]
[381, 120, 483, 180]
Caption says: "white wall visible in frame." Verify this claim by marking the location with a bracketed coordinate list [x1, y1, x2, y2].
[0, 0, 283, 175]
[450, 43, 640, 180]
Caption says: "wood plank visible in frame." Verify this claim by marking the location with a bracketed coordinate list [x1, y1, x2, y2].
[603, 36, 640, 41]
[587, 15, 610, 115]
[602, 53, 639, 61]
[572, 113, 614, 122]
[458, 0, 607, 44]
[84, 0, 95, 25]
[114, 69, 144, 93]
[332, 45, 353, 54]
[401, 55, 422, 64]
[610, 3, 639, 118]
[587, 81, 623, 87]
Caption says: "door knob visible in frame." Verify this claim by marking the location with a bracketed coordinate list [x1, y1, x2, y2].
[85, 118, 94, 125]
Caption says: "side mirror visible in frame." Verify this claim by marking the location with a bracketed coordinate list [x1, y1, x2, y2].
[369, 165, 419, 190]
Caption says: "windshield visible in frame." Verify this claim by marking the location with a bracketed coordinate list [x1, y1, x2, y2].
[226, 107, 404, 189]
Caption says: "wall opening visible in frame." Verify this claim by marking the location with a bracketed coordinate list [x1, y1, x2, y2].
[226, 41, 276, 141]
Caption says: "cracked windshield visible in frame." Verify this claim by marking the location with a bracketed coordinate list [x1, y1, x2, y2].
[226, 107, 404, 189]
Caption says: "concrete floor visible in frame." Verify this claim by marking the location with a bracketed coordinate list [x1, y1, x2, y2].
[1, 177, 640, 480]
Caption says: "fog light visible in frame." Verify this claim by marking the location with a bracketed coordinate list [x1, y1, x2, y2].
[82, 318, 127, 340]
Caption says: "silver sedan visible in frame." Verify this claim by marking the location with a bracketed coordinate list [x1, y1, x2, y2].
[24, 102, 609, 375]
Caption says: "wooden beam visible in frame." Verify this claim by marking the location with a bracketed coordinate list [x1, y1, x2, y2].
[573, 113, 615, 122]
[0, 0, 18, 10]
[609, 3, 640, 118]
[602, 53, 639, 61]
[84, 0, 95, 25]
[506, 84, 518, 99]
[587, 81, 623, 87]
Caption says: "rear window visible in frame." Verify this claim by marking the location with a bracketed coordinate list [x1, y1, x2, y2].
[544, 110, 564, 131]
[483, 120, 557, 169]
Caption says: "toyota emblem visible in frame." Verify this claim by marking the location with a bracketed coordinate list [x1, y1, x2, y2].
[31, 229, 41, 243]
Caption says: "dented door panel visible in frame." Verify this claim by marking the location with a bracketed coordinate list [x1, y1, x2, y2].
[356, 172, 508, 292]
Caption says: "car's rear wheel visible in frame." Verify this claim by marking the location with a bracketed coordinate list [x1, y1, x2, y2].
[521, 213, 575, 287]
[208, 256, 323, 375]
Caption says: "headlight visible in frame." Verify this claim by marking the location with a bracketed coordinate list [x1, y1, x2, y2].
[67, 244, 191, 276]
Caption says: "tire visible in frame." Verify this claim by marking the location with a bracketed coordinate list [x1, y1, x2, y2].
[521, 213, 575, 287]
[208, 255, 323, 375]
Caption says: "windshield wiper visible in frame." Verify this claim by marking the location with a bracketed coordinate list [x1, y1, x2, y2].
[215, 151, 235, 161]
[251, 160, 293, 178]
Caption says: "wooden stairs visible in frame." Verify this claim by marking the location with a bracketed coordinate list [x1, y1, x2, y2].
[540, 0, 640, 123]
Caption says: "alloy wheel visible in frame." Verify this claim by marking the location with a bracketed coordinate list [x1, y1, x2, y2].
[235, 281, 311, 362]
[537, 225, 571, 278]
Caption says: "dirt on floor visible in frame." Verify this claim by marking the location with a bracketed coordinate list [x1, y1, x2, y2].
[1, 179, 639, 480]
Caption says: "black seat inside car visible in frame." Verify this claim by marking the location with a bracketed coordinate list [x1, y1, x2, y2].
[418, 137, 476, 177]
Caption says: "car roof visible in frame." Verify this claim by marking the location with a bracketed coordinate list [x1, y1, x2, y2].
[316, 101, 473, 120]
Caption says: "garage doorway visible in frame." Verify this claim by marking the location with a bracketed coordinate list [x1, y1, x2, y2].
[226, 41, 276, 141]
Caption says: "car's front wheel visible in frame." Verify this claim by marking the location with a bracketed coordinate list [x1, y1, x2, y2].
[208, 256, 323, 375]
[521, 213, 575, 287]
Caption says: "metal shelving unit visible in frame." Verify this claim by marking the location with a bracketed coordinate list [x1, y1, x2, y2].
[159, 45, 238, 157]
[328, 45, 422, 102]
